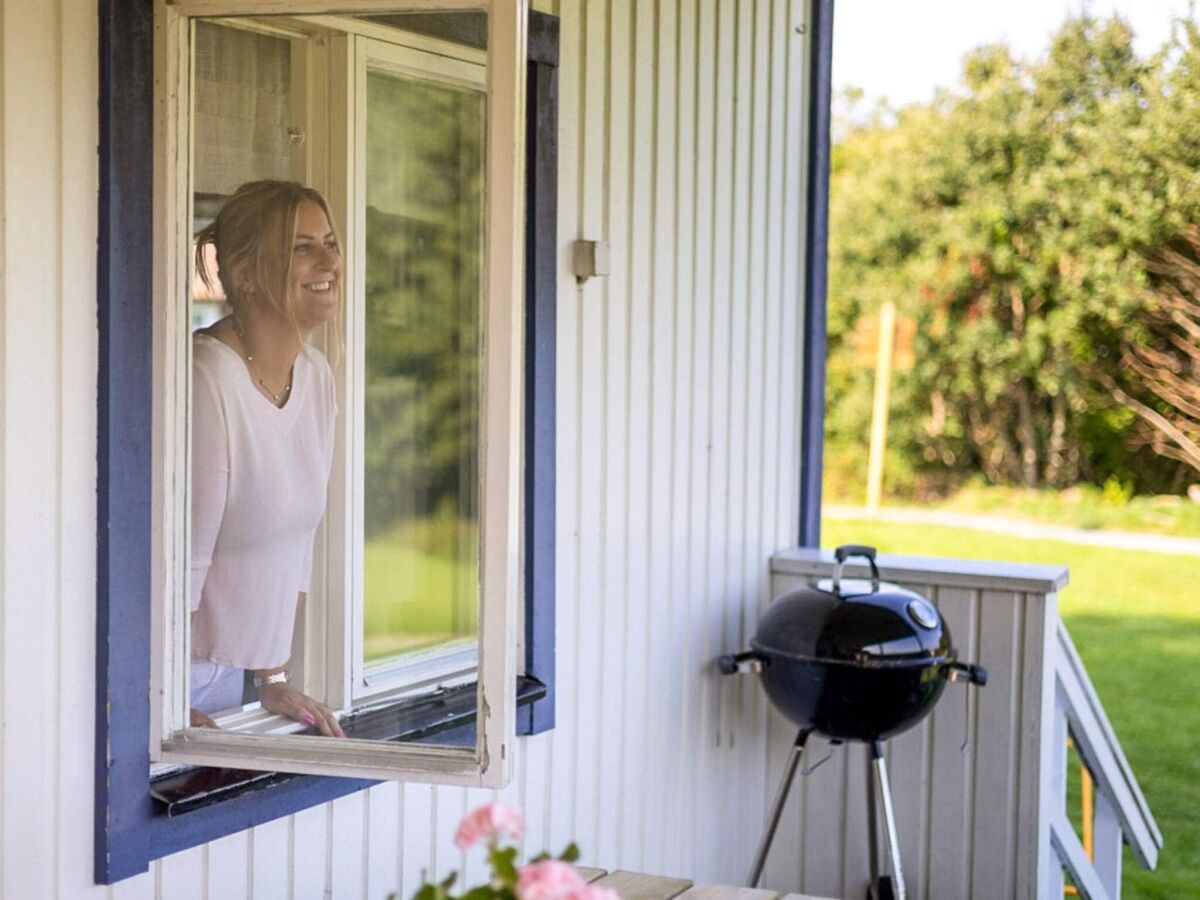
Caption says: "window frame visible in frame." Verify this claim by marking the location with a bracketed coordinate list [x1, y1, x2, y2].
[348, 31, 488, 705]
[154, 0, 523, 783]
[95, 1, 559, 883]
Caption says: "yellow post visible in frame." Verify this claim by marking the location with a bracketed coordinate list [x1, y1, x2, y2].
[1063, 737, 1096, 896]
[1082, 763, 1095, 859]
[866, 300, 897, 514]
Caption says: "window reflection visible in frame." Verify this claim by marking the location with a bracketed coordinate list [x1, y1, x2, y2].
[191, 20, 296, 331]
[363, 66, 485, 663]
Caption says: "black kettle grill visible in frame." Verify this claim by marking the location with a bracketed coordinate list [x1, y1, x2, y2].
[720, 545, 987, 900]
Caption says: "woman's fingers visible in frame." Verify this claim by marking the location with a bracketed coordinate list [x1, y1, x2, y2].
[190, 708, 219, 728]
[320, 710, 345, 738]
[308, 700, 345, 738]
[260, 683, 344, 737]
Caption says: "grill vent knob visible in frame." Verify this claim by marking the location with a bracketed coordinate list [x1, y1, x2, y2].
[907, 599, 939, 629]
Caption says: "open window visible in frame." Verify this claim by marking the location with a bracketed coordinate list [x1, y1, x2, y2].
[152, 0, 529, 786]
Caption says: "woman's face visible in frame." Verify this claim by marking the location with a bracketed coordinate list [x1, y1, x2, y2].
[287, 200, 342, 332]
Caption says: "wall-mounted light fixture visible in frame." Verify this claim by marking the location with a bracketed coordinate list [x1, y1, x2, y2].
[572, 239, 610, 284]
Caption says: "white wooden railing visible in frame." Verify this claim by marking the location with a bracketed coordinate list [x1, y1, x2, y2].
[763, 549, 1162, 900]
[1048, 621, 1162, 899]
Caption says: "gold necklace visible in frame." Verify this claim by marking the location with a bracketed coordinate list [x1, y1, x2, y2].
[232, 318, 293, 406]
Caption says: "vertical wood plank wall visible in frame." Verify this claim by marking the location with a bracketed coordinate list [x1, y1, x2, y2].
[761, 559, 1061, 900]
[0, 0, 812, 897]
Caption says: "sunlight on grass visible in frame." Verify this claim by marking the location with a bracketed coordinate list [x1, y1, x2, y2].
[822, 518, 1200, 899]
[363, 528, 477, 664]
[929, 484, 1200, 538]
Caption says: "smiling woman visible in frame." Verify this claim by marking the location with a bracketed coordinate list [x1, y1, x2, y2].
[188, 181, 345, 737]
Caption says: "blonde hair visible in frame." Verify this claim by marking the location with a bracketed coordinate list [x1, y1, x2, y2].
[195, 180, 343, 348]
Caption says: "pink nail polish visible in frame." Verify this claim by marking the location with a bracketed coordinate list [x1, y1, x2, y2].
[303, 714, 316, 726]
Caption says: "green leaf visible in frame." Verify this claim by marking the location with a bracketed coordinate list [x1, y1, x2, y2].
[558, 843, 580, 864]
[489, 846, 519, 884]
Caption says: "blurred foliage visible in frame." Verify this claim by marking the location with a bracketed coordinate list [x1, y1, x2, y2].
[828, 14, 1200, 499]
[362, 70, 484, 653]
[363, 70, 484, 538]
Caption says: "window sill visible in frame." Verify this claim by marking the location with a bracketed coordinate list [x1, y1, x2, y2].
[150, 676, 546, 818]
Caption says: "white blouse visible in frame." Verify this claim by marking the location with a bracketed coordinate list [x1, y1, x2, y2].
[190, 333, 337, 670]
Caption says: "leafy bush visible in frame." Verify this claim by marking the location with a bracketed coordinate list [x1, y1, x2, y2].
[828, 13, 1200, 498]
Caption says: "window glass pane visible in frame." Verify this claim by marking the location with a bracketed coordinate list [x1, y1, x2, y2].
[187, 21, 301, 726]
[363, 67, 485, 664]
[191, 20, 295, 331]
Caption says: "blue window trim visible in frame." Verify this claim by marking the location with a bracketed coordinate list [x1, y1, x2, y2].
[798, 0, 834, 549]
[522, 20, 558, 734]
[94, 2, 559, 884]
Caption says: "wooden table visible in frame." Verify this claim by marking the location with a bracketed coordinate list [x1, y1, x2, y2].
[576, 868, 831, 900]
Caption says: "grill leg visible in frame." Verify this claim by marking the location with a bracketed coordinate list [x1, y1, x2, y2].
[747, 729, 811, 888]
[870, 741, 908, 900]
[866, 746, 880, 889]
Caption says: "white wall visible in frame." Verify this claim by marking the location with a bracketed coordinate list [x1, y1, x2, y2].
[0, 0, 812, 897]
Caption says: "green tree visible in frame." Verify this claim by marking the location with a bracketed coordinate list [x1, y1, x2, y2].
[827, 14, 1200, 497]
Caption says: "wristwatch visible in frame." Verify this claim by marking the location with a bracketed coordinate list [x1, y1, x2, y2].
[253, 670, 289, 688]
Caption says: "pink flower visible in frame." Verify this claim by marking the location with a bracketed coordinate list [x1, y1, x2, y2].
[453, 802, 526, 850]
[514, 860, 587, 900]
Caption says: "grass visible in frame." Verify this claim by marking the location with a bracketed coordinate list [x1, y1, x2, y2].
[363, 528, 477, 663]
[916, 483, 1200, 537]
[822, 518, 1200, 899]
[827, 480, 1200, 537]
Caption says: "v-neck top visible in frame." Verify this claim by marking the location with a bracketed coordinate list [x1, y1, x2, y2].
[190, 332, 337, 669]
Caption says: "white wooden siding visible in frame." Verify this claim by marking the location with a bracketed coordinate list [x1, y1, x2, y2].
[1, 2, 101, 899]
[0, 0, 812, 896]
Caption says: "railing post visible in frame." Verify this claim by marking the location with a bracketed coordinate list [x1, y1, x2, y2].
[1046, 692, 1068, 899]
[1020, 589, 1062, 899]
[1093, 791, 1123, 898]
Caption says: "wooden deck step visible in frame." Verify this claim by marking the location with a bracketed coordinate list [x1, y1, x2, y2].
[677, 887, 831, 900]
[590, 870, 693, 900]
[577, 868, 834, 900]
[676, 886, 779, 900]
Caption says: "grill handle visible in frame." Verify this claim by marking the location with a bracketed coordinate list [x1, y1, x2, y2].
[718, 651, 764, 675]
[948, 661, 988, 686]
[832, 544, 880, 595]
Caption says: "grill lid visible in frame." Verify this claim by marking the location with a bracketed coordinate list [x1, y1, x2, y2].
[749, 545, 952, 667]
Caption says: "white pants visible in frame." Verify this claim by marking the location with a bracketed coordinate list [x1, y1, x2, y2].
[191, 659, 246, 715]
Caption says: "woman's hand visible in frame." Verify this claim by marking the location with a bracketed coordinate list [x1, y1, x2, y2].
[258, 682, 346, 738]
[190, 708, 219, 728]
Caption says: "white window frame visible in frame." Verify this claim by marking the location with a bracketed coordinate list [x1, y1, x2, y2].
[151, 0, 527, 787]
[338, 30, 489, 711]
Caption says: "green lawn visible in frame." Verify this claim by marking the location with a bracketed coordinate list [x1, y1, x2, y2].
[823, 518, 1200, 899]
[912, 483, 1200, 538]
[363, 531, 477, 662]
